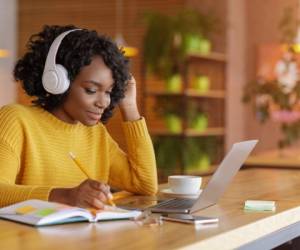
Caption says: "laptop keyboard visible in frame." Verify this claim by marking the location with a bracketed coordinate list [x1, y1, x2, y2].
[152, 198, 197, 209]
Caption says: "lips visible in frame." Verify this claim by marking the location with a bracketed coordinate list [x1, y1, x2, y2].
[86, 111, 102, 121]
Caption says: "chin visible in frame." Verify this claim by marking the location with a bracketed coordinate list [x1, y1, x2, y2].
[82, 119, 99, 126]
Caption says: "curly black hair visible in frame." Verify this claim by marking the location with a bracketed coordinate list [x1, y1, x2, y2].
[14, 25, 130, 123]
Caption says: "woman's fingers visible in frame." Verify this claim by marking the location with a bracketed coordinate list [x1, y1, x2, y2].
[73, 179, 113, 209]
[86, 187, 108, 202]
[89, 180, 112, 199]
[84, 195, 105, 209]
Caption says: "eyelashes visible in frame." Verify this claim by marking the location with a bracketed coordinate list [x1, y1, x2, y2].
[84, 88, 97, 94]
[84, 88, 112, 96]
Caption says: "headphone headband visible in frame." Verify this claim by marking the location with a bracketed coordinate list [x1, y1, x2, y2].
[44, 29, 81, 72]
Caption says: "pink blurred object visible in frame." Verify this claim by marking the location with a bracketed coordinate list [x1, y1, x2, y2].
[271, 110, 300, 124]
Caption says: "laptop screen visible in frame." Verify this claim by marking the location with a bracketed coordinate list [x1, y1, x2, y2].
[190, 140, 258, 213]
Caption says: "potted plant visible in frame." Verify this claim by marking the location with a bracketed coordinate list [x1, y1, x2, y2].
[153, 137, 219, 177]
[143, 9, 217, 91]
[187, 101, 208, 131]
[155, 96, 183, 133]
[193, 74, 210, 93]
[153, 137, 183, 177]
[243, 7, 300, 150]
[155, 96, 209, 133]
[183, 137, 218, 173]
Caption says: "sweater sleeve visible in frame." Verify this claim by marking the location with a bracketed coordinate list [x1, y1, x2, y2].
[0, 140, 52, 207]
[0, 106, 52, 207]
[108, 117, 158, 195]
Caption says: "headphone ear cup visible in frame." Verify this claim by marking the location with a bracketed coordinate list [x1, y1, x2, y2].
[42, 64, 70, 95]
[42, 69, 59, 94]
[55, 64, 70, 94]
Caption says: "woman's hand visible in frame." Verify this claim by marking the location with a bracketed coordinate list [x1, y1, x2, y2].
[49, 179, 113, 209]
[119, 75, 141, 121]
[120, 74, 137, 106]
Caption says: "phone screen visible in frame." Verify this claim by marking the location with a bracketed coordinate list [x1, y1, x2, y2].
[166, 214, 199, 220]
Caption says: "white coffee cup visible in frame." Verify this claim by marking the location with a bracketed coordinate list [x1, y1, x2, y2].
[168, 175, 202, 194]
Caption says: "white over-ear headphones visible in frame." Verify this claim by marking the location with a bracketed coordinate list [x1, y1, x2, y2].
[42, 29, 81, 94]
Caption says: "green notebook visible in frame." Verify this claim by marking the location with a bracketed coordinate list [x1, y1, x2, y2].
[0, 199, 141, 226]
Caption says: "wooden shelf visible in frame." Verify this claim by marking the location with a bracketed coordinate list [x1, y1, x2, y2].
[150, 127, 225, 137]
[187, 52, 226, 62]
[145, 91, 182, 97]
[146, 89, 225, 99]
[142, 50, 226, 176]
[185, 128, 225, 136]
[185, 89, 225, 98]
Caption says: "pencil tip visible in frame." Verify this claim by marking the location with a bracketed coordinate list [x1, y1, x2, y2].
[69, 152, 75, 159]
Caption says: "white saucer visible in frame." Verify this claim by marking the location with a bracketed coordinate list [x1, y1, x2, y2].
[160, 188, 202, 199]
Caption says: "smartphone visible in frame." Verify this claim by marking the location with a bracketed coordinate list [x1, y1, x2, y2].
[161, 214, 219, 224]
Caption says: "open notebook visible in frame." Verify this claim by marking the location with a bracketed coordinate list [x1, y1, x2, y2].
[0, 199, 141, 226]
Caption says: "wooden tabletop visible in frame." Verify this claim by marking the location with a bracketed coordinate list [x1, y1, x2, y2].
[2, 168, 300, 250]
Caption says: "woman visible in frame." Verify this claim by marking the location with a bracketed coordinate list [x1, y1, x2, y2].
[0, 25, 157, 208]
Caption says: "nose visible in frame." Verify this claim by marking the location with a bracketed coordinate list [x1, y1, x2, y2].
[95, 93, 110, 109]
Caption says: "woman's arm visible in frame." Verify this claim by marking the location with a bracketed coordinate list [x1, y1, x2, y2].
[107, 75, 158, 195]
[107, 118, 158, 195]
[0, 140, 54, 207]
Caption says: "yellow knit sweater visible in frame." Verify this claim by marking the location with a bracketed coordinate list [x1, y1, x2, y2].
[0, 104, 158, 207]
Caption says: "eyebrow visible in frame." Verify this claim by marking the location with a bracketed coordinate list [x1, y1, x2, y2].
[83, 80, 114, 89]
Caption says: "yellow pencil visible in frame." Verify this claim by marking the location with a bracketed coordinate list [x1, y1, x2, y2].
[68, 152, 116, 207]
[111, 191, 133, 201]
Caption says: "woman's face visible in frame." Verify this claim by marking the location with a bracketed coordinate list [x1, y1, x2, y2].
[51, 56, 114, 126]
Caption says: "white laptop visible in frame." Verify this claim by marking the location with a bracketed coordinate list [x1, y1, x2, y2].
[150, 140, 258, 214]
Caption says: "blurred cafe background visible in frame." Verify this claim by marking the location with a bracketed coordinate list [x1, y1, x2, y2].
[1, 0, 300, 180]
